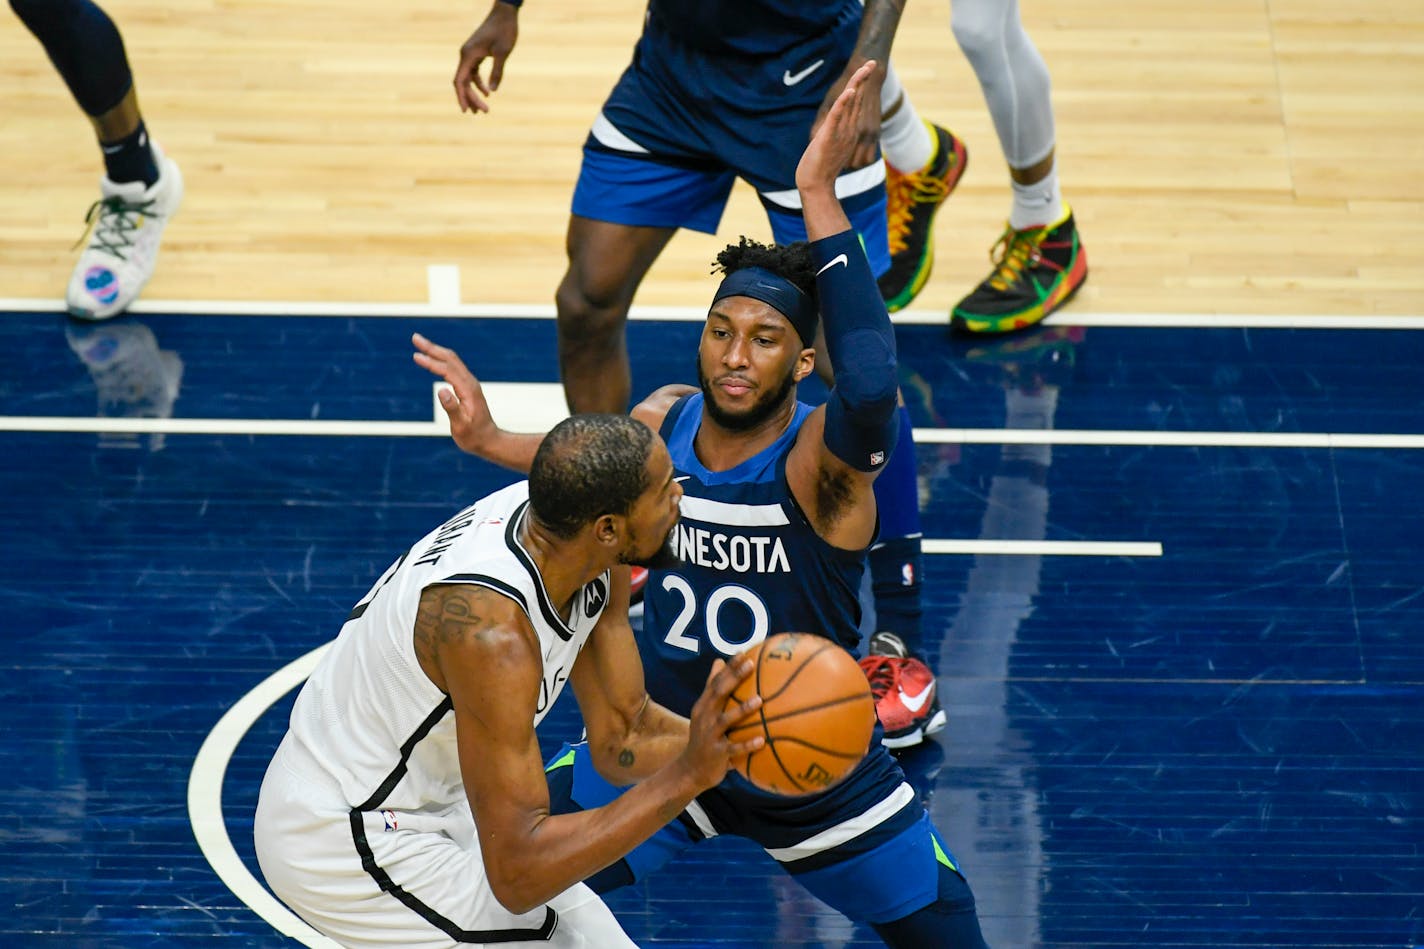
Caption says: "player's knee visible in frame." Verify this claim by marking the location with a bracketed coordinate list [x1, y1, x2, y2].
[554, 273, 629, 347]
[949, 4, 1003, 62]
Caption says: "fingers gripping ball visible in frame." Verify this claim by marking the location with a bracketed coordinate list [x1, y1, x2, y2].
[724, 633, 876, 795]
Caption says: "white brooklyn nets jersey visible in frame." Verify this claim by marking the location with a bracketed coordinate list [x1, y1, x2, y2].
[285, 481, 610, 815]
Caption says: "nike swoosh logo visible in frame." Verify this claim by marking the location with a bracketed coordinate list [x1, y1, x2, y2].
[816, 254, 848, 276]
[674, 475, 692, 482]
[782, 59, 825, 86]
[899, 683, 933, 713]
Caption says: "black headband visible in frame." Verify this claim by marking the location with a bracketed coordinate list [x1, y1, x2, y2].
[711, 267, 818, 346]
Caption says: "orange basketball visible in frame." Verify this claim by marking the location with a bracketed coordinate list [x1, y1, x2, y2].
[724, 632, 876, 796]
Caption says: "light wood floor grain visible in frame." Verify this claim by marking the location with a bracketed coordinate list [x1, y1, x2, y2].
[3, 0, 1422, 314]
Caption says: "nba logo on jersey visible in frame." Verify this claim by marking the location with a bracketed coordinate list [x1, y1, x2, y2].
[381, 809, 398, 832]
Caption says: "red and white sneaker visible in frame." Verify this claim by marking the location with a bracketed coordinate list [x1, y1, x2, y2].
[629, 566, 649, 603]
[858, 631, 947, 750]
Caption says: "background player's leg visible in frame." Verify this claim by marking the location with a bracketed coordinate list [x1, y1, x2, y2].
[876, 63, 968, 312]
[859, 403, 947, 751]
[12, 0, 181, 321]
[948, 0, 1086, 334]
[555, 216, 675, 413]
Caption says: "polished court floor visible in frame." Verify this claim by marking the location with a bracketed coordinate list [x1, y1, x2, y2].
[0, 307, 1420, 948]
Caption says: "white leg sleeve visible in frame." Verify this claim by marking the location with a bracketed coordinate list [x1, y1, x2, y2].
[951, 0, 1056, 169]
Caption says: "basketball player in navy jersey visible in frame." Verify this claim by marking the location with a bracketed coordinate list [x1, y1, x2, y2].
[416, 66, 988, 947]
[454, 0, 947, 751]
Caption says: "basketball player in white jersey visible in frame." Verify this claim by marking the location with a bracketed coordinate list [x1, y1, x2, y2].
[254, 413, 765, 948]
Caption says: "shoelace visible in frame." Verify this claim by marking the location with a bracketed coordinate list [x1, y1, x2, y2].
[857, 655, 901, 701]
[884, 167, 950, 255]
[71, 195, 157, 261]
[985, 222, 1059, 292]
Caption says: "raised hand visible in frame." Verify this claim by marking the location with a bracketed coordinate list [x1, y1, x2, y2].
[412, 333, 498, 455]
[795, 60, 877, 196]
[453, 2, 519, 115]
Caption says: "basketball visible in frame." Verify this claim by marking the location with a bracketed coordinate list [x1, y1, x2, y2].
[724, 632, 876, 796]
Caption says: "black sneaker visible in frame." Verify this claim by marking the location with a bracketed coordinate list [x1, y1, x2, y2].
[951, 206, 1087, 335]
[878, 122, 969, 313]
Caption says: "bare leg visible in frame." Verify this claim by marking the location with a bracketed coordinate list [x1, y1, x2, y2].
[90, 84, 141, 142]
[555, 215, 676, 414]
[1010, 148, 1054, 187]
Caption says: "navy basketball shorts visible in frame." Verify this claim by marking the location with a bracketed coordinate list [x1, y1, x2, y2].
[570, 13, 890, 277]
[545, 740, 963, 924]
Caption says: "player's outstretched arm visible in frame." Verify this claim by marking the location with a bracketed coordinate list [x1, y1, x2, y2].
[454, 0, 519, 115]
[420, 583, 762, 914]
[788, 62, 900, 550]
[412, 332, 544, 472]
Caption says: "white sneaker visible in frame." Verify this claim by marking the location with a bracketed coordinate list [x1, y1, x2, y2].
[66, 142, 183, 321]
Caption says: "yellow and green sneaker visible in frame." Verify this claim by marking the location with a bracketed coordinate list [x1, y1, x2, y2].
[878, 122, 968, 313]
[951, 206, 1088, 335]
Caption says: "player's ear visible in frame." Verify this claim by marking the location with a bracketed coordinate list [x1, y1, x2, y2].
[592, 512, 622, 548]
[794, 346, 816, 382]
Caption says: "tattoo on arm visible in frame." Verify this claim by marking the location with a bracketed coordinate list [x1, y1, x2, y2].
[413, 586, 498, 687]
[857, 0, 905, 61]
[618, 748, 635, 768]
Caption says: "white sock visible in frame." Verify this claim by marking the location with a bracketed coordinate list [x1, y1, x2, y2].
[1009, 163, 1063, 230]
[879, 65, 934, 173]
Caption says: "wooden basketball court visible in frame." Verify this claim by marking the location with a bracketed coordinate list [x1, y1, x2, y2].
[4, 0, 1421, 315]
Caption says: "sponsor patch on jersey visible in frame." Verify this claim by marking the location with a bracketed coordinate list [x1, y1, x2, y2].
[584, 576, 608, 617]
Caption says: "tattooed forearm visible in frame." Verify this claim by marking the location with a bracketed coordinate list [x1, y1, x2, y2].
[856, 0, 905, 63]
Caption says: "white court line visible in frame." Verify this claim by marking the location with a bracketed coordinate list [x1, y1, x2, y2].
[4, 296, 1424, 329]
[0, 415, 443, 436]
[913, 428, 1424, 450]
[923, 539, 1162, 557]
[187, 642, 338, 948]
[426, 264, 463, 307]
[5, 412, 1421, 450]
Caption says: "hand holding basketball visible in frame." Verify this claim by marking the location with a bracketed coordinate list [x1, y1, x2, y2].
[723, 633, 876, 795]
[679, 655, 766, 792]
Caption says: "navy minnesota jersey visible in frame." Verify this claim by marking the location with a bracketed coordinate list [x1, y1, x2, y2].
[646, 0, 861, 58]
[641, 393, 869, 715]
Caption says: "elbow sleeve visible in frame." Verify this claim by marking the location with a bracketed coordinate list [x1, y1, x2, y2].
[824, 328, 900, 472]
